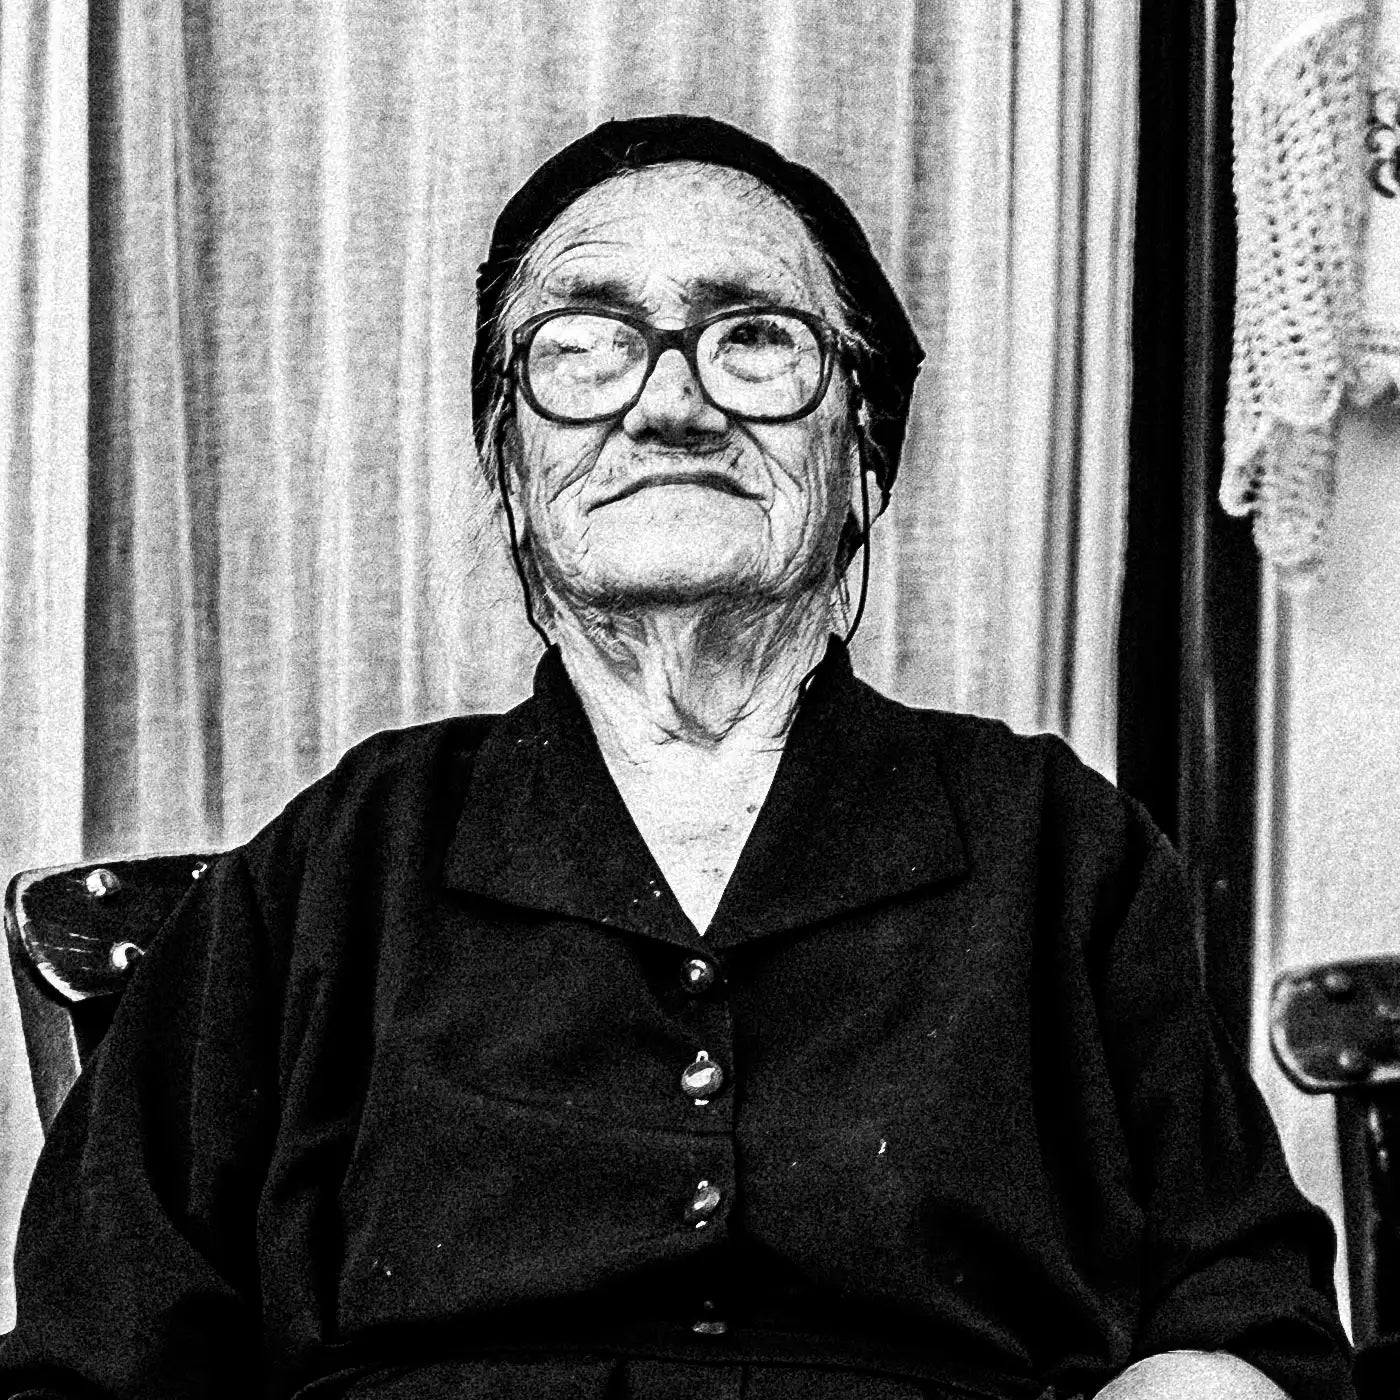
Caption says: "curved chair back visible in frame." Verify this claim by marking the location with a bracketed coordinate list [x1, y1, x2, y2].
[1272, 957, 1400, 1395]
[4, 854, 216, 1131]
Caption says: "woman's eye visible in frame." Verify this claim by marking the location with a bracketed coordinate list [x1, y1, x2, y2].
[544, 329, 607, 355]
[721, 318, 796, 351]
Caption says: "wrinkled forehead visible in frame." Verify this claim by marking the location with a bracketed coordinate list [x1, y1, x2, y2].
[512, 161, 843, 324]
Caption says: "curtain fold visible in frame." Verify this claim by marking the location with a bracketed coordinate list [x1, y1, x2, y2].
[84, 0, 211, 856]
[79, 0, 1139, 858]
[0, 0, 1139, 1327]
[882, 1, 1135, 755]
[0, 0, 89, 1331]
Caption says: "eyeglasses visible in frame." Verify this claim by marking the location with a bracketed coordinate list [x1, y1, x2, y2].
[510, 305, 839, 425]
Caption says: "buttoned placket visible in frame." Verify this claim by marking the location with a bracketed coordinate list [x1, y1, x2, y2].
[439, 642, 970, 1348]
[671, 940, 738, 1335]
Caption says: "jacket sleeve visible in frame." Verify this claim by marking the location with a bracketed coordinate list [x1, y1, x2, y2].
[1087, 794, 1355, 1400]
[0, 847, 282, 1400]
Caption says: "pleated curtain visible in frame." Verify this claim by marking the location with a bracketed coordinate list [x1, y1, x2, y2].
[0, 0, 1139, 1325]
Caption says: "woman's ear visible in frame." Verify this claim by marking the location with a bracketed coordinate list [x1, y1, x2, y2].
[494, 417, 527, 510]
[849, 445, 880, 534]
[494, 430, 532, 552]
[846, 439, 865, 518]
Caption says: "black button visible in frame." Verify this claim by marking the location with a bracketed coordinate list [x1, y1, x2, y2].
[684, 1180, 723, 1225]
[1322, 969, 1356, 1001]
[680, 956, 719, 995]
[692, 1299, 728, 1336]
[681, 1052, 724, 1099]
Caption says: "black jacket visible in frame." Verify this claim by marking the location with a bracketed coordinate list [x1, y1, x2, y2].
[0, 643, 1354, 1400]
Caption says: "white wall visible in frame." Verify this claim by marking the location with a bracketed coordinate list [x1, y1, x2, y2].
[1252, 402, 1400, 1332]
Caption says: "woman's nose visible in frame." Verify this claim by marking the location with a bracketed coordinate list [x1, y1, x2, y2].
[621, 349, 728, 441]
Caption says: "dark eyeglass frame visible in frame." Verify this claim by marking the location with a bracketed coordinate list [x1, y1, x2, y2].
[509, 304, 841, 426]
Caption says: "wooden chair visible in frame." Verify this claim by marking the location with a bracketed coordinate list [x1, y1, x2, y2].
[4, 854, 216, 1132]
[1271, 957, 1400, 1395]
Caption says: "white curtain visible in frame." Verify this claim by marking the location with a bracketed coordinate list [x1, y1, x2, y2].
[0, 0, 1139, 1327]
[0, 0, 88, 1331]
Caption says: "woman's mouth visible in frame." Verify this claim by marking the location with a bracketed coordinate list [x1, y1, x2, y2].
[594, 469, 760, 507]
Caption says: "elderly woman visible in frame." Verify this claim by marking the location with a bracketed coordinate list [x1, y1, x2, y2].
[0, 117, 1353, 1400]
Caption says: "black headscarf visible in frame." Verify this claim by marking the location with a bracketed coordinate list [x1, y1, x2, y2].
[471, 114, 924, 502]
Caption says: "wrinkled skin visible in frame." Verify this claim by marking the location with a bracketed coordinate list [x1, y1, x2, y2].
[503, 161, 858, 625]
[496, 162, 863, 933]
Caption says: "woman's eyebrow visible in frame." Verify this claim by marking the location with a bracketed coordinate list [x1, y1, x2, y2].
[541, 273, 793, 314]
[687, 277, 788, 311]
[542, 275, 644, 311]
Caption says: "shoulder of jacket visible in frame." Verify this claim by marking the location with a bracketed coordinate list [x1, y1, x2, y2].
[235, 707, 516, 874]
[860, 683, 1165, 849]
[865, 687, 1091, 785]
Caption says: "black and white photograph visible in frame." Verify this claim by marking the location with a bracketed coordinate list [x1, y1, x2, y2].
[0, 1, 1395, 1396]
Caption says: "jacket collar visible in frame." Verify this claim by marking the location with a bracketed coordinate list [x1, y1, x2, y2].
[443, 639, 969, 950]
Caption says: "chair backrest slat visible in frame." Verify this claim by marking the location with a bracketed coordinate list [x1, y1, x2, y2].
[4, 854, 217, 1131]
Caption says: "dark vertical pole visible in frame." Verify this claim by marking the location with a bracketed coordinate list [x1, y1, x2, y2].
[1120, 7, 1188, 849]
[1178, 0, 1260, 1047]
[1120, 0, 1258, 1046]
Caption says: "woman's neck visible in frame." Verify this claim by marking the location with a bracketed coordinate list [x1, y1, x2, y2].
[547, 593, 835, 934]
[549, 593, 833, 763]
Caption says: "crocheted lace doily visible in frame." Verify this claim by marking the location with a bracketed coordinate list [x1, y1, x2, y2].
[1356, 37, 1400, 399]
[1224, 7, 1367, 585]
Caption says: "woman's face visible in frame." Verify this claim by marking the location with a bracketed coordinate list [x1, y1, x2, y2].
[503, 162, 857, 618]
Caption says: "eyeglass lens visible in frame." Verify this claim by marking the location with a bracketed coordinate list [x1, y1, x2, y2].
[524, 311, 825, 422]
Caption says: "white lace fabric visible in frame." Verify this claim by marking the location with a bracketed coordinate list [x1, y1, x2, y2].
[1357, 29, 1400, 398]
[1225, 5, 1369, 585]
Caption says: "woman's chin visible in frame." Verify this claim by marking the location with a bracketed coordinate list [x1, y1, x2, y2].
[584, 565, 768, 611]
[556, 556, 782, 614]
[559, 525, 787, 609]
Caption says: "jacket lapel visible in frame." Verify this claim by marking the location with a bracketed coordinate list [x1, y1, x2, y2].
[442, 648, 699, 948]
[703, 642, 970, 948]
[442, 642, 970, 949]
